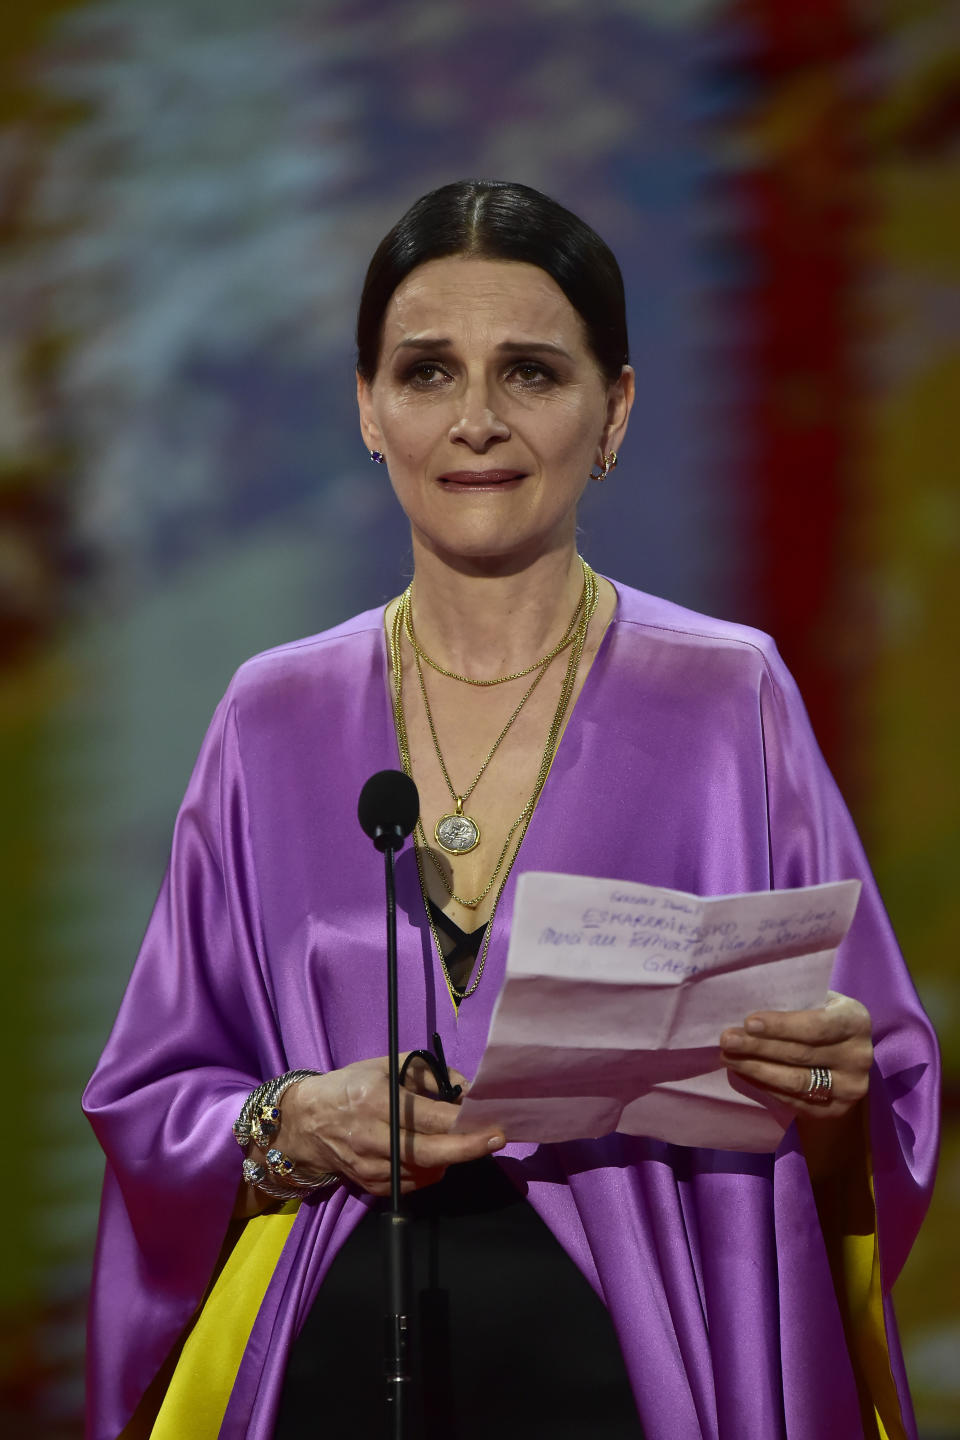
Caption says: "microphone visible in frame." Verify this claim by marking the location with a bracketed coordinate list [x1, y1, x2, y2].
[358, 770, 420, 852]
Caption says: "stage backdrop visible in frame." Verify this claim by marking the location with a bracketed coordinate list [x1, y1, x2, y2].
[1, 2, 957, 1435]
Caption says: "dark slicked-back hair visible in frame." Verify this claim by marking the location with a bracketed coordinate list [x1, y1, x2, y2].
[356, 180, 629, 381]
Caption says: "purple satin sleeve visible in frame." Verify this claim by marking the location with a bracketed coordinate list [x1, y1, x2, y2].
[757, 647, 939, 1438]
[82, 693, 304, 1438]
[759, 648, 940, 1276]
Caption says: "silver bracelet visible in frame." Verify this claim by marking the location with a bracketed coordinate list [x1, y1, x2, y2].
[232, 1069, 318, 1147]
[233, 1070, 339, 1198]
[241, 1153, 339, 1200]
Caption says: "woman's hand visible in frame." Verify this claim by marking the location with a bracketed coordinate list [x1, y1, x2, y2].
[264, 1056, 505, 1197]
[719, 990, 873, 1123]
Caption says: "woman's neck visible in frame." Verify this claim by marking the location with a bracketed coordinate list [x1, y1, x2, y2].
[405, 541, 587, 682]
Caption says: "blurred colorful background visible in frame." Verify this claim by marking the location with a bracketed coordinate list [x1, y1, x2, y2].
[1, 1, 957, 1435]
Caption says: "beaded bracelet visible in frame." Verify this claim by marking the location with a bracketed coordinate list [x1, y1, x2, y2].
[233, 1069, 338, 1199]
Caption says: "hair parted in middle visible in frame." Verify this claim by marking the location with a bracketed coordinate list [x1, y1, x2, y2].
[355, 180, 629, 383]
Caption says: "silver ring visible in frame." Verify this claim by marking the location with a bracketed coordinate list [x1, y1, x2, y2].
[805, 1065, 832, 1103]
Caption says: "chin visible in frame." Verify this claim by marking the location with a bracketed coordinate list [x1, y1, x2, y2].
[421, 528, 566, 573]
[409, 500, 576, 569]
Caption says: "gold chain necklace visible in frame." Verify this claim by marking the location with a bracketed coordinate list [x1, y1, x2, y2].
[389, 563, 598, 1003]
[388, 550, 592, 887]
[404, 574, 586, 686]
[405, 588, 568, 856]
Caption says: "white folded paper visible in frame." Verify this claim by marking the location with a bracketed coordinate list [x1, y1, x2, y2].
[454, 872, 861, 1153]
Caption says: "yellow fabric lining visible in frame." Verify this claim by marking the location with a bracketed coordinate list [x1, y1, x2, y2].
[806, 1105, 906, 1440]
[149, 1200, 300, 1440]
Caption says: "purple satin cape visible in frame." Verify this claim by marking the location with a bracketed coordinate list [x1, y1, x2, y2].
[84, 581, 939, 1439]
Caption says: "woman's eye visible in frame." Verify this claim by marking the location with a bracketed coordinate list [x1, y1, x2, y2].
[405, 362, 449, 387]
[509, 362, 555, 387]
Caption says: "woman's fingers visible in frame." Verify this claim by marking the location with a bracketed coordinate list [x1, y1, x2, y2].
[401, 1119, 503, 1169]
[719, 991, 873, 1119]
[723, 993, 869, 1049]
[317, 1114, 503, 1194]
[723, 1054, 868, 1105]
[720, 994, 871, 1065]
[719, 1026, 872, 1070]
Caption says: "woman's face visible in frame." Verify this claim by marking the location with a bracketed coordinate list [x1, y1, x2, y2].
[357, 255, 633, 568]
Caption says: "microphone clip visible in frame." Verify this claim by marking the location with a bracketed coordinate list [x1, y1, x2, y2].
[398, 1032, 462, 1103]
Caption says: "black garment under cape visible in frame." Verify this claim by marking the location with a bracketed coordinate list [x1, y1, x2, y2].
[277, 906, 643, 1438]
[276, 1155, 643, 1438]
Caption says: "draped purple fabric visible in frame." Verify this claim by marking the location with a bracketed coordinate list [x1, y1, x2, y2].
[83, 582, 939, 1440]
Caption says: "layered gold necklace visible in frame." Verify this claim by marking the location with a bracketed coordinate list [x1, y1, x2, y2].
[403, 583, 586, 687]
[389, 560, 598, 1003]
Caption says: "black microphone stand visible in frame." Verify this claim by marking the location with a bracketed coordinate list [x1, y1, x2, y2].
[379, 836, 411, 1440]
[360, 772, 458, 1439]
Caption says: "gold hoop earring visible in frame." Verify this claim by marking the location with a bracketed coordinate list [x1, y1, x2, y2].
[590, 450, 618, 483]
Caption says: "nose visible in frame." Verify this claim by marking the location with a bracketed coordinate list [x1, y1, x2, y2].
[448, 377, 510, 452]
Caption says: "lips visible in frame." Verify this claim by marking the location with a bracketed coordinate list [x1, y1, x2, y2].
[438, 469, 526, 486]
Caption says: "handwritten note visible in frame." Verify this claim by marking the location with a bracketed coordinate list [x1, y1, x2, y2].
[454, 873, 861, 1152]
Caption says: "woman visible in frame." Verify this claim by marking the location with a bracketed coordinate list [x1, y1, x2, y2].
[84, 181, 938, 1440]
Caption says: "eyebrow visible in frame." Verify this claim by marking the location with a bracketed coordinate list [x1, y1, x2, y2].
[392, 337, 574, 360]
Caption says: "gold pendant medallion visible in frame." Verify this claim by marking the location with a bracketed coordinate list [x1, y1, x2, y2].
[434, 812, 481, 854]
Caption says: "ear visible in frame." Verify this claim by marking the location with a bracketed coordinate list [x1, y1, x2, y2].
[356, 371, 383, 455]
[600, 365, 635, 456]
